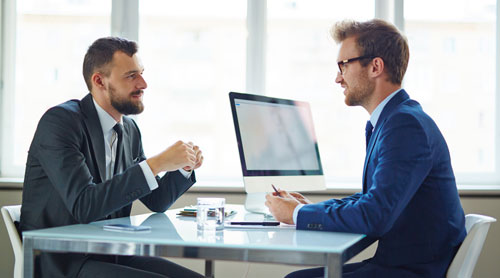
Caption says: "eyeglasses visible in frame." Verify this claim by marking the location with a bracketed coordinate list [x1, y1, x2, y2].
[337, 55, 377, 75]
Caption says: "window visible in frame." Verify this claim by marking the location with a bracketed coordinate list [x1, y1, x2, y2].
[137, 0, 375, 184]
[1, 0, 499, 187]
[1, 0, 111, 176]
[404, 0, 497, 183]
[138, 0, 247, 182]
[267, 0, 374, 182]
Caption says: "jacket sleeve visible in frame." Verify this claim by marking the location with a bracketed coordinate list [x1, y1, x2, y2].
[126, 119, 196, 213]
[35, 107, 152, 224]
[138, 159, 196, 212]
[317, 193, 363, 206]
[297, 113, 432, 237]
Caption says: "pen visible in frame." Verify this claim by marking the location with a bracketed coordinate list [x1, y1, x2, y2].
[229, 221, 280, 226]
[271, 184, 281, 197]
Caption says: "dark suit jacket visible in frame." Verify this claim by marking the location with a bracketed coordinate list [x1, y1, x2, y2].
[297, 90, 466, 277]
[20, 93, 195, 277]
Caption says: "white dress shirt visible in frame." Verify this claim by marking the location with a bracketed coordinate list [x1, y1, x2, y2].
[92, 98, 191, 191]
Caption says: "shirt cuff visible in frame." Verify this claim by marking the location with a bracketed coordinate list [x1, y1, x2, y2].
[293, 204, 305, 225]
[179, 168, 192, 179]
[139, 161, 159, 191]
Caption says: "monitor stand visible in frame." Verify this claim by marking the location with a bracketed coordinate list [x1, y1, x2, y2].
[244, 192, 272, 216]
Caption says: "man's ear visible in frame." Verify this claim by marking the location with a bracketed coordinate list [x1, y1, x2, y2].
[91, 72, 106, 91]
[369, 57, 385, 78]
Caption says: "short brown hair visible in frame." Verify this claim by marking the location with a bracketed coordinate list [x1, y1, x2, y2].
[331, 19, 409, 84]
[82, 37, 138, 91]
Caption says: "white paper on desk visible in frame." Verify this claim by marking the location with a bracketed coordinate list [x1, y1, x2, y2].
[224, 223, 296, 229]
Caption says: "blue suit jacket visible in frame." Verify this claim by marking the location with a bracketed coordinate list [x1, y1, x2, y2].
[297, 90, 466, 277]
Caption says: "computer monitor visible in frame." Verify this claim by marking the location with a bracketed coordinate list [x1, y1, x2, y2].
[229, 92, 326, 214]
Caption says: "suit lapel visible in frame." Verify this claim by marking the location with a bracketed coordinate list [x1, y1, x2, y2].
[362, 90, 410, 192]
[80, 94, 106, 183]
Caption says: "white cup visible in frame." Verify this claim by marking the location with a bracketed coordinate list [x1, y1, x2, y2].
[196, 197, 225, 231]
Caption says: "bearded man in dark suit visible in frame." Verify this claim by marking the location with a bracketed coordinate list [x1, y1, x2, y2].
[20, 37, 204, 278]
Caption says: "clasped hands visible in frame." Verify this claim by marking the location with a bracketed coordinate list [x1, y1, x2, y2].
[147, 140, 203, 176]
[265, 188, 313, 225]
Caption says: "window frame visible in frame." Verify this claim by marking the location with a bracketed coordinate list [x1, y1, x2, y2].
[0, 0, 18, 178]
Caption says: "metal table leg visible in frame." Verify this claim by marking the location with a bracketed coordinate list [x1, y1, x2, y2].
[324, 254, 342, 278]
[23, 237, 35, 278]
[205, 259, 214, 278]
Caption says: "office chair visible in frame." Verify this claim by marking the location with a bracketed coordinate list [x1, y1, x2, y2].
[1, 205, 23, 278]
[446, 214, 496, 278]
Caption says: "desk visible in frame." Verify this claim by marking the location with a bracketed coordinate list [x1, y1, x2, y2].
[23, 205, 374, 278]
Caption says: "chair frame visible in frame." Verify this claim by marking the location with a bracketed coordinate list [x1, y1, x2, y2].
[446, 213, 496, 278]
[1, 205, 23, 278]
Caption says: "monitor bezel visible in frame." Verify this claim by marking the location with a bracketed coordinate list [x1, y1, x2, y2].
[229, 91, 324, 177]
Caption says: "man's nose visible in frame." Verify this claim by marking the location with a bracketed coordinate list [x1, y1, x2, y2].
[335, 71, 343, 84]
[138, 75, 147, 89]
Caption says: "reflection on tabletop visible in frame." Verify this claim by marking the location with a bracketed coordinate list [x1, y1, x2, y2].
[88, 205, 360, 252]
[171, 205, 297, 246]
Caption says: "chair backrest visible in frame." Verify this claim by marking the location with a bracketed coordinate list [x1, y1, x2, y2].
[446, 214, 496, 278]
[1, 205, 23, 278]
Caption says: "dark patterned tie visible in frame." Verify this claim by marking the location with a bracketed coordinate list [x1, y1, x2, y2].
[365, 120, 373, 149]
[113, 123, 123, 175]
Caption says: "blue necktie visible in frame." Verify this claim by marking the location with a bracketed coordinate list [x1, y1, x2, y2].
[365, 120, 373, 148]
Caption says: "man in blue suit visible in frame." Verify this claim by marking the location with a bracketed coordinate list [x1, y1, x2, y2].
[265, 19, 466, 278]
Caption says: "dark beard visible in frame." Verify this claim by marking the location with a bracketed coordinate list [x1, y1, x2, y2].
[109, 85, 144, 115]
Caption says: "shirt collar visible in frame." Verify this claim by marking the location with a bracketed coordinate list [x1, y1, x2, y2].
[369, 88, 403, 128]
[92, 97, 122, 135]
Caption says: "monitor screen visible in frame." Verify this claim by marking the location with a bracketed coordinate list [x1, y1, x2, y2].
[229, 92, 323, 177]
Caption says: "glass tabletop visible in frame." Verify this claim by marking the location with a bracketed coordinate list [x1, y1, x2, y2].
[23, 205, 367, 254]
